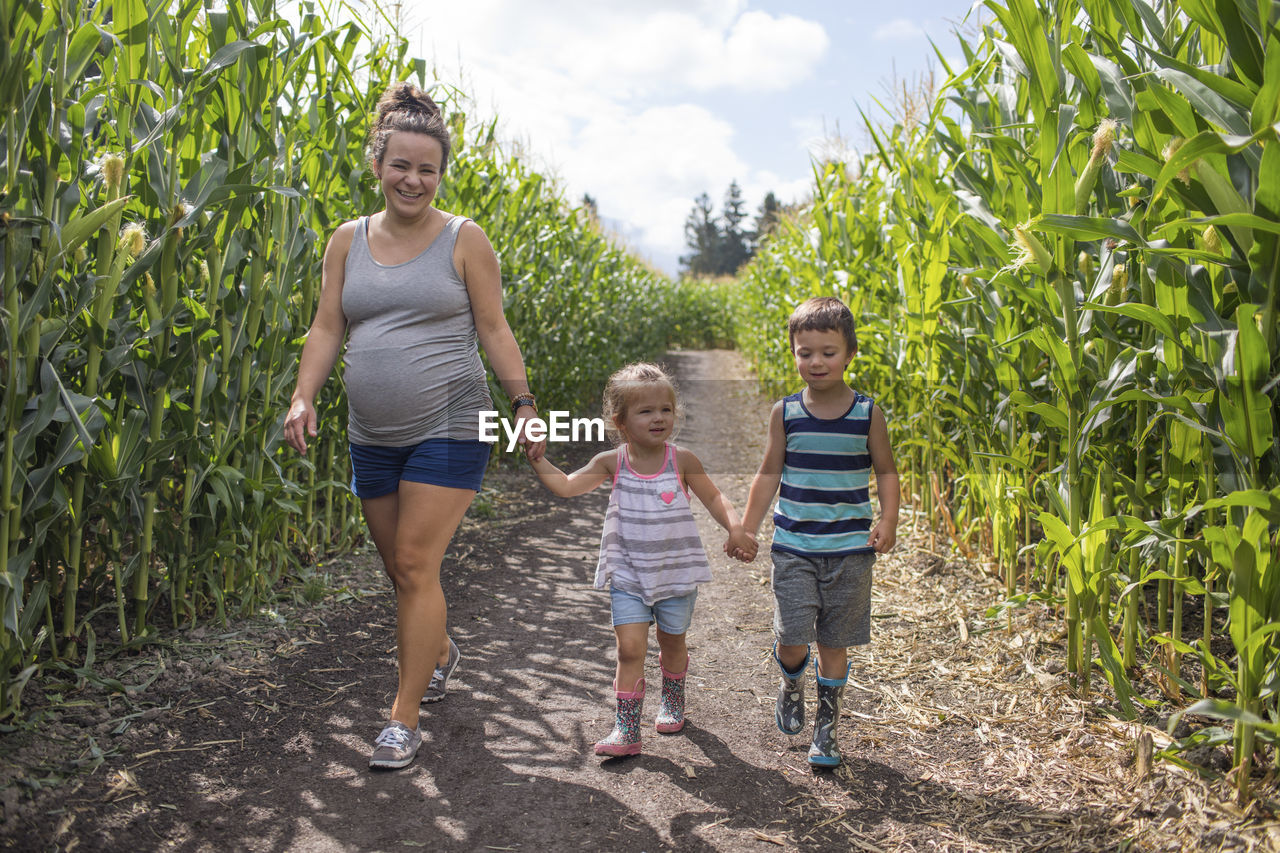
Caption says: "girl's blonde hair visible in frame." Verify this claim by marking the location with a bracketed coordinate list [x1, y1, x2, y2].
[601, 362, 680, 445]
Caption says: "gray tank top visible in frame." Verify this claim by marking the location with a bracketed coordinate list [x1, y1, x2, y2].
[341, 214, 491, 445]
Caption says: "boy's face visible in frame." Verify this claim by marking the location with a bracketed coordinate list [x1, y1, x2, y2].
[792, 328, 854, 390]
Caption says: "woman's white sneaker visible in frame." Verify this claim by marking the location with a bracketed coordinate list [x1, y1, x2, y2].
[369, 721, 422, 770]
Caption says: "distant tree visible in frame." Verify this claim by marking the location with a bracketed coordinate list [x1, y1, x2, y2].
[718, 180, 750, 274]
[679, 192, 720, 276]
[752, 191, 781, 250]
[680, 183, 783, 276]
[581, 193, 599, 223]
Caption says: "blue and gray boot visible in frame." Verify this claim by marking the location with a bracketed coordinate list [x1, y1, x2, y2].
[773, 643, 809, 735]
[808, 662, 849, 767]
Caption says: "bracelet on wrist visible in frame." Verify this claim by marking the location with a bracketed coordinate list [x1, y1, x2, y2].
[510, 392, 537, 412]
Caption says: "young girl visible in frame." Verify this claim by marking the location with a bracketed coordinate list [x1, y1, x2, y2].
[529, 363, 749, 756]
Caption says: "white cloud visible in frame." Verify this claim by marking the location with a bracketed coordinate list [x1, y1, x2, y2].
[791, 116, 832, 156]
[567, 104, 748, 259]
[717, 11, 829, 90]
[740, 169, 812, 215]
[419, 3, 827, 97]
[873, 17, 926, 40]
[406, 2, 833, 273]
[788, 115, 863, 168]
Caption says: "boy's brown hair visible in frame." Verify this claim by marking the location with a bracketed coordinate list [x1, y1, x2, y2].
[787, 296, 857, 354]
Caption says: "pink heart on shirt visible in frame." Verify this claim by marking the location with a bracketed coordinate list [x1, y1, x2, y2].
[660, 491, 676, 504]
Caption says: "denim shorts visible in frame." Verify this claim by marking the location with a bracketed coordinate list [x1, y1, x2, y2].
[349, 438, 491, 498]
[771, 549, 874, 648]
[610, 586, 698, 635]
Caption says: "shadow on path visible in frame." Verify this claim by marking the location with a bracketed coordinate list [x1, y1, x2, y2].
[18, 351, 1136, 852]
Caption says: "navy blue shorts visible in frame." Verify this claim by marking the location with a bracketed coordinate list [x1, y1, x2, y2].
[349, 438, 491, 498]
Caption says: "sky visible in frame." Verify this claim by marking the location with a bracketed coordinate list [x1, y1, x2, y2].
[401, 1, 984, 275]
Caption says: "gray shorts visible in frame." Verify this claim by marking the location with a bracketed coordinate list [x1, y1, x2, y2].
[771, 549, 874, 648]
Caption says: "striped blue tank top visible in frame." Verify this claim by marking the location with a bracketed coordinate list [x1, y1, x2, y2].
[772, 391, 875, 556]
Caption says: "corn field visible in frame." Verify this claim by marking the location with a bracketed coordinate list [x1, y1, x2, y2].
[0, 0, 695, 720]
[737, 0, 1278, 797]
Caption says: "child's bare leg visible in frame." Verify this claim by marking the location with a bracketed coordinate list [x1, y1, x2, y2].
[614, 622, 650, 688]
[815, 644, 848, 680]
[777, 642, 810, 673]
[596, 622, 650, 756]
[654, 629, 688, 673]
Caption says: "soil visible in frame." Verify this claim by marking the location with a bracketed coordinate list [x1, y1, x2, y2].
[2, 349, 1279, 852]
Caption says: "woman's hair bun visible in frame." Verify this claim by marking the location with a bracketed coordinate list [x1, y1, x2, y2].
[366, 82, 451, 172]
[377, 82, 441, 124]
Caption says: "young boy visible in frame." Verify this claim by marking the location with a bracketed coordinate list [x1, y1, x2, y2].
[728, 296, 900, 768]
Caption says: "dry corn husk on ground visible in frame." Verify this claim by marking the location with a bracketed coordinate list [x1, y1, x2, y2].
[790, 524, 1280, 852]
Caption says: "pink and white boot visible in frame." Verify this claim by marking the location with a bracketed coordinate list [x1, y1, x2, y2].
[594, 678, 645, 756]
[655, 654, 689, 733]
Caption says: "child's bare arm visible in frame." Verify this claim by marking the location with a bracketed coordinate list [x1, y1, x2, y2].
[529, 449, 613, 498]
[866, 404, 900, 553]
[679, 449, 742, 534]
[740, 402, 785, 537]
[679, 449, 757, 562]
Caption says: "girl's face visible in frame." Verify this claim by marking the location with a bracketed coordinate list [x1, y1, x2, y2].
[616, 385, 676, 451]
[792, 328, 853, 391]
[375, 131, 444, 219]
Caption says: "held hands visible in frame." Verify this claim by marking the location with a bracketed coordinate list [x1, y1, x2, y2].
[513, 405, 546, 462]
[283, 399, 317, 454]
[724, 528, 759, 563]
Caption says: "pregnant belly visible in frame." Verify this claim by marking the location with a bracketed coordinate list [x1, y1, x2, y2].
[343, 347, 486, 439]
[345, 373, 422, 428]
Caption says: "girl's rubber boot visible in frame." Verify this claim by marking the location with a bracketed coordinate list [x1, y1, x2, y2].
[594, 678, 645, 756]
[655, 654, 688, 733]
[808, 662, 850, 768]
[774, 642, 810, 735]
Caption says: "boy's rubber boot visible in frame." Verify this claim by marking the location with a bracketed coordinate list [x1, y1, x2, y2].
[808, 662, 850, 767]
[594, 678, 645, 756]
[774, 642, 810, 735]
[655, 654, 688, 733]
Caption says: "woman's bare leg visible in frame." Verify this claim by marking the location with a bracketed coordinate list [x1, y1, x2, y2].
[362, 481, 475, 730]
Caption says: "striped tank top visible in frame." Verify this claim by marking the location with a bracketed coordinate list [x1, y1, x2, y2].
[595, 443, 712, 605]
[772, 391, 875, 556]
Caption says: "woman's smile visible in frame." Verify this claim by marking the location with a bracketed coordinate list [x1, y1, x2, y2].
[377, 131, 444, 216]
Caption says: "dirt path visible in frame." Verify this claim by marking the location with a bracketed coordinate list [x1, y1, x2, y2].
[3, 350, 1278, 852]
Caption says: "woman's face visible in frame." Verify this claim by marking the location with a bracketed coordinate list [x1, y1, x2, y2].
[375, 131, 444, 219]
